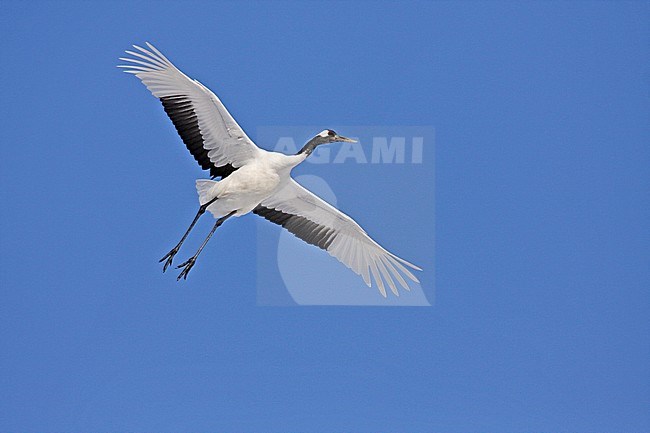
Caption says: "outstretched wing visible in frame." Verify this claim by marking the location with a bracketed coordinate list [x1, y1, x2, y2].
[253, 180, 422, 297]
[119, 43, 261, 178]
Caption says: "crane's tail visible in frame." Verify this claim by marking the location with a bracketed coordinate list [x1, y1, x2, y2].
[195, 179, 217, 205]
[195, 180, 223, 220]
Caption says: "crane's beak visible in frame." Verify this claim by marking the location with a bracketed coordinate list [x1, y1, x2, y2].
[336, 135, 357, 143]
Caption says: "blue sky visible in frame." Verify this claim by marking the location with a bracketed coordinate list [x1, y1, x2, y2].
[1, 1, 648, 431]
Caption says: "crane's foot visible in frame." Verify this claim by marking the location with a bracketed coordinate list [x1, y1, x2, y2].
[159, 247, 180, 273]
[176, 257, 197, 281]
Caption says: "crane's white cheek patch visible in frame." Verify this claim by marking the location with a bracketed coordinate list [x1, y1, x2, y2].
[318, 130, 330, 137]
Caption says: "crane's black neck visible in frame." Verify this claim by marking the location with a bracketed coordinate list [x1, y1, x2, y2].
[297, 136, 327, 156]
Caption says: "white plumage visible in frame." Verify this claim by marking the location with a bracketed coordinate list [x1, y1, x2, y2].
[119, 42, 421, 297]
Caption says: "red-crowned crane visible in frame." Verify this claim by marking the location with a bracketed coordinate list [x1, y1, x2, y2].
[119, 43, 421, 297]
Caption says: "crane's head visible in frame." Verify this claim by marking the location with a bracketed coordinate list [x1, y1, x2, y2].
[315, 129, 357, 144]
[298, 129, 357, 156]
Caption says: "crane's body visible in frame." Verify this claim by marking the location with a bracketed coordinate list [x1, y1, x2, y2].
[198, 150, 305, 218]
[119, 43, 421, 297]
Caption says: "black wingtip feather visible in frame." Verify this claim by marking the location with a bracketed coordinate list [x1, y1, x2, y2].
[253, 206, 338, 250]
[160, 95, 238, 179]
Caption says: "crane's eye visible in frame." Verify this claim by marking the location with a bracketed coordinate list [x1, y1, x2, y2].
[328, 130, 335, 136]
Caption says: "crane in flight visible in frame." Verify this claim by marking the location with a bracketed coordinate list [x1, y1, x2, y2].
[119, 43, 421, 297]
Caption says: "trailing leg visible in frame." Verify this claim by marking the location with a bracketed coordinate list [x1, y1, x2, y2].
[176, 210, 237, 280]
[159, 196, 219, 272]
